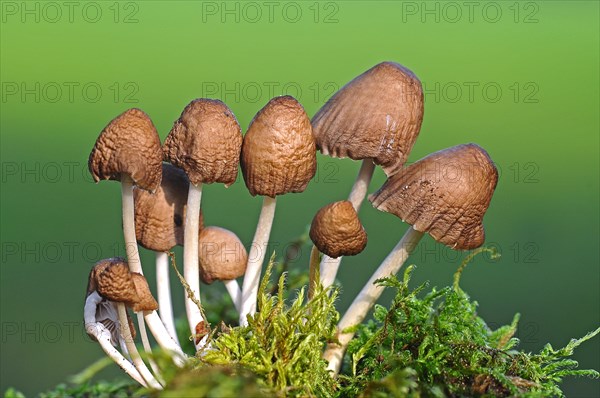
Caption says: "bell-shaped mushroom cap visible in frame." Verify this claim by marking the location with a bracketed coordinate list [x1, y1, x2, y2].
[198, 226, 248, 284]
[134, 163, 204, 252]
[89, 108, 163, 191]
[241, 95, 317, 197]
[129, 273, 159, 313]
[312, 62, 424, 177]
[163, 99, 242, 187]
[369, 144, 498, 250]
[94, 258, 140, 304]
[309, 201, 368, 258]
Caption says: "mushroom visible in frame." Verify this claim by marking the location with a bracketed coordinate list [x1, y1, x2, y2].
[324, 144, 499, 374]
[134, 163, 204, 344]
[163, 99, 242, 347]
[239, 95, 317, 325]
[198, 226, 248, 311]
[308, 201, 367, 298]
[84, 258, 161, 389]
[311, 62, 424, 289]
[89, 109, 186, 364]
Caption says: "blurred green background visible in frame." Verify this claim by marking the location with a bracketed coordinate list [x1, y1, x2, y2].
[1, 1, 598, 396]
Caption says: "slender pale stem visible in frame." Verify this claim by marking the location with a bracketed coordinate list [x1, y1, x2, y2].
[223, 279, 242, 313]
[240, 196, 277, 326]
[324, 226, 424, 375]
[137, 314, 165, 386]
[320, 160, 375, 288]
[116, 303, 162, 389]
[144, 311, 186, 366]
[84, 292, 146, 387]
[183, 183, 204, 349]
[121, 176, 142, 274]
[156, 251, 179, 344]
[308, 245, 321, 300]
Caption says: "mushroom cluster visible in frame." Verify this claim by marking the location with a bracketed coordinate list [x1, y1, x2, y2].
[84, 61, 498, 387]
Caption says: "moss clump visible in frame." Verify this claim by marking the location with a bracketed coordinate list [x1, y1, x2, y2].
[338, 253, 600, 397]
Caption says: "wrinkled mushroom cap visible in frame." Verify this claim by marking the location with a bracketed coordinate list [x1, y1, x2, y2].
[134, 163, 204, 252]
[312, 62, 424, 177]
[198, 226, 248, 284]
[241, 96, 317, 197]
[310, 201, 368, 258]
[94, 258, 140, 304]
[129, 273, 159, 313]
[369, 144, 498, 250]
[89, 108, 163, 191]
[163, 99, 242, 186]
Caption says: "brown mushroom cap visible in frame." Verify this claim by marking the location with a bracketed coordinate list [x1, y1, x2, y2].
[94, 258, 140, 304]
[163, 99, 242, 187]
[134, 163, 204, 252]
[241, 95, 317, 197]
[89, 108, 163, 191]
[198, 226, 248, 284]
[129, 273, 159, 312]
[369, 144, 498, 250]
[312, 62, 424, 177]
[309, 201, 368, 258]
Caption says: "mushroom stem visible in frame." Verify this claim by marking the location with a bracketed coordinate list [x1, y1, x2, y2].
[144, 311, 186, 366]
[308, 245, 321, 300]
[323, 226, 424, 375]
[156, 251, 179, 344]
[137, 314, 165, 386]
[121, 176, 142, 274]
[240, 195, 277, 325]
[223, 279, 242, 312]
[84, 292, 147, 387]
[116, 303, 162, 389]
[183, 183, 204, 348]
[320, 159, 375, 288]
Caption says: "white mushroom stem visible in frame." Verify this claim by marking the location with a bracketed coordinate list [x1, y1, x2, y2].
[121, 176, 142, 274]
[240, 195, 277, 326]
[324, 226, 424, 375]
[156, 251, 179, 344]
[137, 314, 165, 386]
[84, 292, 147, 387]
[144, 311, 186, 366]
[183, 183, 204, 349]
[115, 304, 162, 389]
[320, 160, 375, 288]
[222, 279, 242, 312]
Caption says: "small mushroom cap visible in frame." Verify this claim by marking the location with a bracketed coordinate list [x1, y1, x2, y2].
[94, 258, 140, 304]
[129, 273, 159, 313]
[134, 163, 204, 252]
[163, 99, 242, 187]
[198, 226, 248, 284]
[312, 62, 424, 177]
[89, 108, 163, 191]
[309, 201, 368, 258]
[369, 144, 498, 250]
[241, 95, 317, 197]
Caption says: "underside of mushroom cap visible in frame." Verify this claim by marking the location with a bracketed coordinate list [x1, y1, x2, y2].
[134, 163, 204, 252]
[312, 62, 424, 177]
[198, 226, 248, 284]
[310, 200, 368, 258]
[369, 144, 498, 250]
[89, 108, 163, 192]
[94, 258, 140, 304]
[163, 99, 243, 187]
[241, 95, 317, 197]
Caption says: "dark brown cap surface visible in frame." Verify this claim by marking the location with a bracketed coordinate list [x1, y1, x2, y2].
[94, 258, 140, 304]
[369, 144, 498, 250]
[163, 99, 242, 186]
[312, 62, 424, 176]
[199, 226, 248, 284]
[310, 201, 367, 258]
[134, 163, 204, 252]
[89, 108, 163, 191]
[130, 273, 159, 312]
[241, 96, 316, 197]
